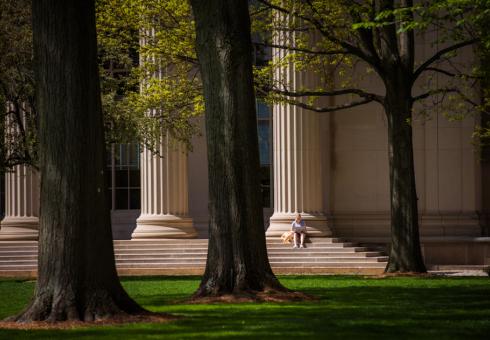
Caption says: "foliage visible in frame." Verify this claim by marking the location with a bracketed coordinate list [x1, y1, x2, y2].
[96, 0, 202, 153]
[1, 275, 490, 338]
[0, 0, 37, 169]
[0, 0, 202, 172]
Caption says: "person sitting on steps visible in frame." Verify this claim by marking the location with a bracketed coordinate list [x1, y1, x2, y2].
[291, 213, 307, 249]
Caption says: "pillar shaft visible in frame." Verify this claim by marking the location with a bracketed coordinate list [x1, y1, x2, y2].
[0, 165, 39, 240]
[132, 136, 196, 238]
[266, 25, 331, 237]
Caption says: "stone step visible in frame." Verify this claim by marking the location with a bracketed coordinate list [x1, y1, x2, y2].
[0, 238, 388, 276]
[272, 247, 358, 252]
[114, 244, 208, 249]
[0, 238, 349, 245]
[112, 256, 387, 265]
[0, 246, 38, 250]
[269, 262, 387, 268]
[0, 242, 357, 251]
[0, 241, 37, 246]
[267, 238, 346, 244]
[271, 256, 389, 262]
[0, 260, 37, 266]
[113, 237, 346, 244]
[112, 251, 383, 259]
[0, 267, 386, 278]
[112, 262, 386, 269]
[113, 248, 209, 253]
[0, 248, 372, 257]
[0, 258, 386, 267]
[268, 243, 357, 248]
[111, 247, 371, 254]
[114, 239, 209, 244]
[267, 248, 383, 257]
[0, 251, 38, 256]
[0, 255, 38, 260]
[0, 250, 382, 258]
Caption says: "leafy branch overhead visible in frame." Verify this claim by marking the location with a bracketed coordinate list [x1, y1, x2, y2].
[253, 0, 486, 118]
[96, 0, 202, 153]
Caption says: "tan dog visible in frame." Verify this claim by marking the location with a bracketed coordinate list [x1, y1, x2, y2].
[281, 231, 294, 244]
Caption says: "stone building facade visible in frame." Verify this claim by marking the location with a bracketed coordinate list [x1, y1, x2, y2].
[1, 30, 489, 267]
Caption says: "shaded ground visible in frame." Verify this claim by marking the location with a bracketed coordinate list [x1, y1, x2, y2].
[0, 275, 489, 339]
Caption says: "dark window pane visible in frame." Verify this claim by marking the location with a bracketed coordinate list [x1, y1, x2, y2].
[261, 185, 270, 208]
[128, 144, 140, 167]
[129, 189, 140, 209]
[258, 120, 270, 165]
[120, 144, 128, 166]
[256, 101, 270, 119]
[115, 189, 129, 210]
[107, 188, 113, 210]
[260, 166, 270, 208]
[129, 169, 140, 187]
[115, 169, 128, 187]
[106, 147, 113, 166]
[105, 167, 112, 189]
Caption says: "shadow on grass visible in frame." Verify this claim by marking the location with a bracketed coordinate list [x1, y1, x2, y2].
[1, 276, 489, 339]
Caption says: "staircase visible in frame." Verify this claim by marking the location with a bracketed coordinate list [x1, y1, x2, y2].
[0, 238, 388, 278]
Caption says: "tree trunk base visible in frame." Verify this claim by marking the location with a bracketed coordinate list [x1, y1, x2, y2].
[385, 259, 427, 274]
[192, 276, 315, 303]
[5, 289, 150, 323]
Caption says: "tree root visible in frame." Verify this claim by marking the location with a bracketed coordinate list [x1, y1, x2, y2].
[189, 287, 316, 304]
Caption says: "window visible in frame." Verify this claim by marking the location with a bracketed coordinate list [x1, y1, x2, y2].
[106, 143, 141, 210]
[256, 100, 272, 208]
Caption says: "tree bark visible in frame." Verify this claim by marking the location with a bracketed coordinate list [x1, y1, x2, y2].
[190, 0, 285, 296]
[11, 0, 144, 322]
[384, 75, 426, 273]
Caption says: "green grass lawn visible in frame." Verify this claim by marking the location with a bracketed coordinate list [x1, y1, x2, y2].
[0, 275, 489, 339]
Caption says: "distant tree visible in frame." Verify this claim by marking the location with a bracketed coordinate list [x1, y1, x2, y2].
[189, 0, 287, 297]
[253, 0, 486, 273]
[10, 0, 144, 322]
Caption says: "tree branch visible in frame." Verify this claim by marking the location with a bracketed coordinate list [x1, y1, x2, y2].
[412, 39, 479, 83]
[413, 88, 459, 102]
[287, 98, 374, 113]
[254, 42, 348, 56]
[270, 87, 384, 103]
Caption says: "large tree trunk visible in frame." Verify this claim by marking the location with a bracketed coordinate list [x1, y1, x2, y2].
[190, 0, 285, 296]
[384, 81, 426, 273]
[11, 0, 144, 322]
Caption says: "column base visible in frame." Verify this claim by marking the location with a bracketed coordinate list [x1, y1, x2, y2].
[0, 216, 39, 240]
[266, 212, 331, 237]
[132, 214, 197, 239]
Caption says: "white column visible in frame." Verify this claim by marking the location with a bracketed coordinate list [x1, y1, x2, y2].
[266, 24, 331, 237]
[0, 165, 39, 240]
[132, 135, 196, 238]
